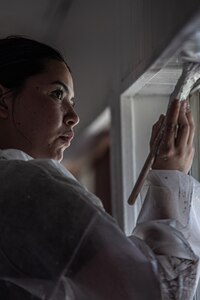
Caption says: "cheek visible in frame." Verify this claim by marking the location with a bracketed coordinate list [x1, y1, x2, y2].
[14, 98, 63, 136]
[40, 105, 63, 130]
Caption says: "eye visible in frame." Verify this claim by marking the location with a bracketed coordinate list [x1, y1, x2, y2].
[50, 88, 64, 101]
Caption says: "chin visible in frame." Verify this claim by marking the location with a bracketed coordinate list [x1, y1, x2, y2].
[52, 149, 64, 162]
[33, 145, 66, 161]
[32, 151, 63, 162]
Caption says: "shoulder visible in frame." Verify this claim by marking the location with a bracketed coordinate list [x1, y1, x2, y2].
[0, 158, 104, 214]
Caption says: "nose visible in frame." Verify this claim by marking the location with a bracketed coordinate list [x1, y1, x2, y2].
[63, 104, 80, 127]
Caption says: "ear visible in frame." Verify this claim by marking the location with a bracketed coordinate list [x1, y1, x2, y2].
[0, 84, 10, 119]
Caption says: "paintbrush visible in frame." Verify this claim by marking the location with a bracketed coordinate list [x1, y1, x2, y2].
[128, 32, 200, 205]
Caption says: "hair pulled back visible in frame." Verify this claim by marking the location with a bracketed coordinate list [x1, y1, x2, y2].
[0, 36, 67, 92]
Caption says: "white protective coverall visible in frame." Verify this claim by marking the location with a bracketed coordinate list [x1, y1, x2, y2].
[0, 149, 199, 300]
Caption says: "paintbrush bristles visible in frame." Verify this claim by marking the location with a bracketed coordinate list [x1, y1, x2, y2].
[170, 62, 200, 103]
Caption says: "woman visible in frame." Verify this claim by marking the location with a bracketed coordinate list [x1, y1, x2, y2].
[0, 36, 198, 299]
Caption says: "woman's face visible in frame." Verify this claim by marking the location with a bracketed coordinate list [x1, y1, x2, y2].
[7, 59, 79, 161]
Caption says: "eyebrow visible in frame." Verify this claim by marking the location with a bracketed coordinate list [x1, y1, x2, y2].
[50, 80, 74, 96]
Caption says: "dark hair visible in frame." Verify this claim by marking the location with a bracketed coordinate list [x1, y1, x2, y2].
[0, 36, 68, 92]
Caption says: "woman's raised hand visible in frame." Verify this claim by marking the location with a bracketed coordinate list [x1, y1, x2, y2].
[151, 99, 195, 174]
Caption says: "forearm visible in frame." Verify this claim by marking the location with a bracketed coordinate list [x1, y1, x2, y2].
[132, 170, 200, 299]
[133, 220, 199, 299]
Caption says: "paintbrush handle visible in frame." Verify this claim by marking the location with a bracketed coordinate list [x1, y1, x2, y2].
[128, 122, 164, 205]
[127, 151, 155, 205]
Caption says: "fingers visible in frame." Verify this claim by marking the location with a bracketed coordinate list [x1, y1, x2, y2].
[163, 99, 180, 147]
[186, 107, 195, 146]
[157, 100, 180, 157]
[176, 101, 190, 148]
[150, 114, 165, 148]
[176, 100, 195, 147]
[152, 98, 195, 174]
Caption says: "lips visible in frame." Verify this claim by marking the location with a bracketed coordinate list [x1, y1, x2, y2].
[59, 130, 74, 143]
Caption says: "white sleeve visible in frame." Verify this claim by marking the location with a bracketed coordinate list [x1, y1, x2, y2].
[131, 170, 200, 300]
